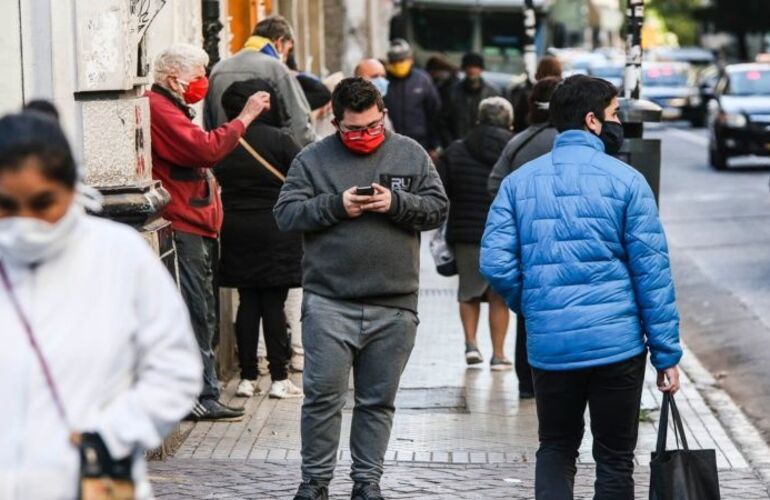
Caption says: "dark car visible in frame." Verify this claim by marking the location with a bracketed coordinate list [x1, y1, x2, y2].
[708, 63, 770, 170]
[641, 62, 705, 126]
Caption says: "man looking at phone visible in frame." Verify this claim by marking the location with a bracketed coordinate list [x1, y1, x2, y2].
[274, 77, 448, 500]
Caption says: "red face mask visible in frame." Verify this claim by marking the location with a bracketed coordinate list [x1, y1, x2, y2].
[337, 118, 386, 155]
[179, 76, 209, 104]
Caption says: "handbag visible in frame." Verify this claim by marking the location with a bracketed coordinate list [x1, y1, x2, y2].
[0, 262, 136, 500]
[238, 137, 286, 183]
[649, 392, 720, 500]
[429, 221, 457, 277]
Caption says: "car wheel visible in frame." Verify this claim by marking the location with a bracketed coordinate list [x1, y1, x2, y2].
[709, 142, 728, 170]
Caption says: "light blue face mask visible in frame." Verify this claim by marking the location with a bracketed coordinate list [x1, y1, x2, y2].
[372, 76, 390, 97]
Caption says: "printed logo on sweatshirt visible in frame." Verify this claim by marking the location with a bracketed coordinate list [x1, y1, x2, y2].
[380, 175, 414, 192]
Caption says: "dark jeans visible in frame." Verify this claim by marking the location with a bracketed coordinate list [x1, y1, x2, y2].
[533, 352, 647, 500]
[236, 287, 291, 381]
[174, 231, 220, 401]
[516, 315, 533, 393]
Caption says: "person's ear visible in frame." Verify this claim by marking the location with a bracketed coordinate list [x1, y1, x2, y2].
[585, 111, 602, 135]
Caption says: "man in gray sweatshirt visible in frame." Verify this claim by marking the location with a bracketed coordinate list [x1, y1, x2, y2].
[274, 77, 448, 500]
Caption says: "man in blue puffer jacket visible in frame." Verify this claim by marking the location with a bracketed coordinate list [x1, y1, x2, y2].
[480, 75, 682, 499]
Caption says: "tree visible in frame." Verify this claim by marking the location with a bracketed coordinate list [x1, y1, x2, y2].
[647, 0, 702, 46]
[711, 0, 770, 60]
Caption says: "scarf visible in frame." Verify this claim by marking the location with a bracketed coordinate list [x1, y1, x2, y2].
[243, 35, 280, 60]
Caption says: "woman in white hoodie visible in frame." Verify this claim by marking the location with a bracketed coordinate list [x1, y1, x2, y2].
[0, 110, 202, 499]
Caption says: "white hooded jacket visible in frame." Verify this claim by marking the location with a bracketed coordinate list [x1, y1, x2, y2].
[0, 212, 202, 499]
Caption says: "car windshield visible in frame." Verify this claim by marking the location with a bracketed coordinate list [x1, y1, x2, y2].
[643, 66, 688, 86]
[728, 70, 770, 96]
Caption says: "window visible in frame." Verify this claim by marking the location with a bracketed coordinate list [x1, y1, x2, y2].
[728, 69, 770, 96]
[412, 9, 473, 53]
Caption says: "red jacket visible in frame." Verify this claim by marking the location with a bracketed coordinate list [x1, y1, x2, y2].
[147, 86, 245, 238]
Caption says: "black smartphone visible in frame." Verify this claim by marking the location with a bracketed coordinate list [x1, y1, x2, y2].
[355, 185, 375, 196]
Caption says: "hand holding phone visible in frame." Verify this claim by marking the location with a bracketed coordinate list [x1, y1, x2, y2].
[355, 185, 375, 196]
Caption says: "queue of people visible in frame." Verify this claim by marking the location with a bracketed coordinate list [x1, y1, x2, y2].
[0, 18, 684, 498]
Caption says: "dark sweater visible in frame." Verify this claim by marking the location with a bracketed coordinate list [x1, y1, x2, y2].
[274, 132, 448, 312]
[438, 124, 513, 244]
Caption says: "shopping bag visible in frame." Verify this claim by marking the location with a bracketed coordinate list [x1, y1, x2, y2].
[649, 392, 720, 500]
[429, 222, 457, 277]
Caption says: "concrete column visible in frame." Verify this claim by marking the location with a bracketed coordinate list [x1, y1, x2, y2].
[0, 0, 25, 115]
[308, 0, 325, 75]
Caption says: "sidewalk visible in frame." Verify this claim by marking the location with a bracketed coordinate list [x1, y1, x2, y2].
[149, 242, 770, 499]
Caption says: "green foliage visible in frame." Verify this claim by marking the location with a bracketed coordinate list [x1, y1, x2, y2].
[647, 0, 701, 46]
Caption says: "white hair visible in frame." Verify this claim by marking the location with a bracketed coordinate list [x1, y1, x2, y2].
[478, 96, 514, 128]
[153, 44, 209, 83]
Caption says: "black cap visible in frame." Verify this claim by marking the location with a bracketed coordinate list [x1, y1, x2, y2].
[461, 52, 485, 70]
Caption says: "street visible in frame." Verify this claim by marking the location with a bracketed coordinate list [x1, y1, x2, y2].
[653, 123, 770, 440]
[146, 123, 770, 499]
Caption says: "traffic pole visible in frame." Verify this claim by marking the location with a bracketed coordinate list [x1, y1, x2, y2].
[524, 0, 537, 82]
[624, 0, 644, 100]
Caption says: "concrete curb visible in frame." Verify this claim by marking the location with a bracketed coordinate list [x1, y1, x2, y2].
[680, 342, 770, 490]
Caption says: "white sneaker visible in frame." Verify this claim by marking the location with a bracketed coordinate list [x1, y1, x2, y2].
[290, 353, 304, 373]
[269, 379, 303, 399]
[236, 379, 258, 398]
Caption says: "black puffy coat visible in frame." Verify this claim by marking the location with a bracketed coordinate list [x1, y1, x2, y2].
[445, 78, 500, 142]
[438, 124, 513, 244]
[385, 67, 442, 150]
[214, 119, 303, 289]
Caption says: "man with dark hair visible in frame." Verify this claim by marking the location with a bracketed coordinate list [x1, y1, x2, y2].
[204, 15, 316, 145]
[275, 77, 448, 500]
[481, 74, 682, 499]
[444, 52, 500, 142]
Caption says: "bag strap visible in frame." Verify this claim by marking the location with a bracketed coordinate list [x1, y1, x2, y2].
[508, 123, 550, 167]
[238, 137, 286, 183]
[656, 392, 690, 454]
[0, 261, 72, 430]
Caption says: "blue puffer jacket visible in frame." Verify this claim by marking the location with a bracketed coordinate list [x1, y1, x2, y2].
[480, 130, 682, 371]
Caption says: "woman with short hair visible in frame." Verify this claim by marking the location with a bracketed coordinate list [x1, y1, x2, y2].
[437, 97, 515, 371]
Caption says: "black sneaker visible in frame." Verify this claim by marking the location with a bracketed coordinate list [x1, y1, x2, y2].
[294, 480, 328, 500]
[519, 388, 535, 400]
[351, 482, 383, 500]
[185, 399, 244, 422]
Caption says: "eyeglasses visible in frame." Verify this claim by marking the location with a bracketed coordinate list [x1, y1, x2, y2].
[338, 115, 386, 140]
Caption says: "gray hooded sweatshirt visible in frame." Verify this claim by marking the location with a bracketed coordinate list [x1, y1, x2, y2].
[274, 132, 448, 312]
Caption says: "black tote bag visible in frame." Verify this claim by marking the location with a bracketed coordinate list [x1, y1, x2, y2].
[649, 392, 720, 500]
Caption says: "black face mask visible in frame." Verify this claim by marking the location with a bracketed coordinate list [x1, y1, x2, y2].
[597, 121, 624, 155]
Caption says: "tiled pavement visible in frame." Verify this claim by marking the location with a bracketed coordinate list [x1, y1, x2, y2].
[149, 241, 770, 498]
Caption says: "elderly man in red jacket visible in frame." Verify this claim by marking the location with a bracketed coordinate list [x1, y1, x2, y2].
[147, 43, 270, 421]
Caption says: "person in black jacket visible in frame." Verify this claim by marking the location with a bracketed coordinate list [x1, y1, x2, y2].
[426, 55, 461, 148]
[384, 39, 442, 157]
[216, 79, 303, 400]
[437, 97, 514, 370]
[508, 56, 562, 134]
[445, 52, 500, 142]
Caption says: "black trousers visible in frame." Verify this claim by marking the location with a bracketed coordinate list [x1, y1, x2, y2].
[236, 287, 291, 381]
[532, 352, 647, 500]
[175, 231, 220, 401]
[516, 315, 534, 393]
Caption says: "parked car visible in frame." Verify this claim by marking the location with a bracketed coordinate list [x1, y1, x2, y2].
[589, 63, 625, 91]
[641, 61, 704, 126]
[708, 63, 770, 170]
[648, 47, 719, 121]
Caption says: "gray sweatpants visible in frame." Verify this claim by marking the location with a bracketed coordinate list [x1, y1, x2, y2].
[300, 292, 418, 484]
